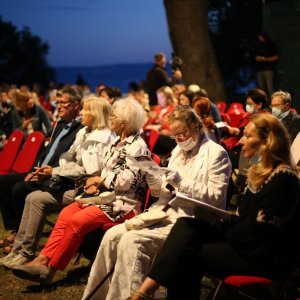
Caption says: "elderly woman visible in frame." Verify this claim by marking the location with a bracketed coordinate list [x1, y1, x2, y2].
[0, 95, 115, 268]
[82, 105, 232, 300]
[11, 98, 150, 283]
[132, 114, 300, 300]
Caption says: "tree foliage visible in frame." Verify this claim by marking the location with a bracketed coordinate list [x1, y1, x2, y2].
[0, 16, 54, 87]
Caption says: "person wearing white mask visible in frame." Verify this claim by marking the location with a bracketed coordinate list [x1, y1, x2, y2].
[82, 105, 232, 300]
[270, 90, 300, 142]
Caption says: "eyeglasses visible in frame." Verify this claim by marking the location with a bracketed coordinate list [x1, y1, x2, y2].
[55, 100, 71, 107]
[270, 103, 285, 108]
[170, 132, 186, 140]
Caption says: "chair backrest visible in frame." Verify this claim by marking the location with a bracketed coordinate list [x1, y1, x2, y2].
[227, 109, 248, 128]
[0, 130, 25, 174]
[12, 131, 45, 173]
[227, 102, 245, 112]
[143, 128, 160, 152]
[216, 101, 227, 114]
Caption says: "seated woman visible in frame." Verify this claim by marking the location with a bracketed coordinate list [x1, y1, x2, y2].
[0, 95, 115, 268]
[146, 86, 178, 156]
[10, 89, 53, 138]
[192, 96, 220, 143]
[131, 113, 300, 300]
[82, 105, 232, 300]
[10, 98, 150, 283]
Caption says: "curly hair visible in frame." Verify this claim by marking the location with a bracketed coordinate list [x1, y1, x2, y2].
[192, 97, 216, 130]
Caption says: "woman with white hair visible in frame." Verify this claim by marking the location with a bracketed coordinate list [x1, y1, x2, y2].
[12, 98, 151, 285]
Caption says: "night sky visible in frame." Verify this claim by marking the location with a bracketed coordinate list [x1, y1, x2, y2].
[0, 0, 173, 67]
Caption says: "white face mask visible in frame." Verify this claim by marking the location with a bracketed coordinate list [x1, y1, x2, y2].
[177, 137, 198, 151]
[246, 104, 254, 114]
[272, 107, 283, 118]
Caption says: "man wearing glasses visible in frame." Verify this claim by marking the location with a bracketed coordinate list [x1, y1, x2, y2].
[0, 87, 83, 252]
[270, 90, 300, 142]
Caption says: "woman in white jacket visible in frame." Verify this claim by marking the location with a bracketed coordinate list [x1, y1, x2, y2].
[1, 96, 115, 268]
[82, 105, 232, 300]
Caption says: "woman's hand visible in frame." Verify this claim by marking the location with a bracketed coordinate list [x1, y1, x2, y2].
[84, 176, 102, 195]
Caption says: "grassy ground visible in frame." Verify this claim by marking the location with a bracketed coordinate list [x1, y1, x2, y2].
[0, 213, 89, 300]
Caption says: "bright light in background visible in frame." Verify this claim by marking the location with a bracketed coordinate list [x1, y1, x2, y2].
[0, 0, 173, 67]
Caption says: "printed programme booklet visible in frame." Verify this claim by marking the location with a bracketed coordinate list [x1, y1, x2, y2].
[127, 155, 169, 176]
[169, 191, 233, 218]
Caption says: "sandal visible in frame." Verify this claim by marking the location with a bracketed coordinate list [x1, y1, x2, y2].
[129, 289, 153, 300]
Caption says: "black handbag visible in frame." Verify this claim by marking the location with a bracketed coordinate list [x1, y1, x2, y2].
[26, 175, 76, 195]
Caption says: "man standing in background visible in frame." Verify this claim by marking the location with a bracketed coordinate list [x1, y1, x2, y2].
[145, 52, 182, 108]
[255, 30, 279, 97]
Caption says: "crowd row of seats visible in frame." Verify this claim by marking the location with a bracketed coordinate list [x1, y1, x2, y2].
[0, 130, 45, 174]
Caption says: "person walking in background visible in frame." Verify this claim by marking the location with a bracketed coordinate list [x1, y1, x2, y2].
[145, 52, 181, 108]
[255, 30, 279, 96]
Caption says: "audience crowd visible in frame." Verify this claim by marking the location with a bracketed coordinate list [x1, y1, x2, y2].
[0, 50, 300, 299]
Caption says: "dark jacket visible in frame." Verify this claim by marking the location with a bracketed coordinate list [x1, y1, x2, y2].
[36, 119, 83, 168]
[282, 111, 300, 142]
[145, 64, 172, 106]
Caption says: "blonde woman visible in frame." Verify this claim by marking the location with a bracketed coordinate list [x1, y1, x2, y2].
[132, 114, 299, 300]
[1, 96, 115, 268]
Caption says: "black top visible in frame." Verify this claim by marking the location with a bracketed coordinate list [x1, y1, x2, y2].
[145, 64, 172, 106]
[225, 167, 299, 266]
[282, 111, 300, 142]
[255, 39, 278, 71]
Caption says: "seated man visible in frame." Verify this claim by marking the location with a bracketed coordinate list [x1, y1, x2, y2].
[0, 87, 83, 252]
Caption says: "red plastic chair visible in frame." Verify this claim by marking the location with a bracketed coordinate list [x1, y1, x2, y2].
[227, 102, 245, 112]
[143, 128, 159, 152]
[11, 131, 45, 173]
[0, 130, 25, 174]
[220, 112, 231, 124]
[216, 101, 227, 114]
[227, 109, 248, 128]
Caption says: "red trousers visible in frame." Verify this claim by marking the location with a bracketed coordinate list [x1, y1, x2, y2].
[41, 202, 135, 270]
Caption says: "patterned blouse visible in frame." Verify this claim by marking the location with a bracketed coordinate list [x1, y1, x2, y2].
[99, 133, 150, 221]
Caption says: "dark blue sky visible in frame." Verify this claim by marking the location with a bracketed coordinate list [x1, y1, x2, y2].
[0, 0, 173, 67]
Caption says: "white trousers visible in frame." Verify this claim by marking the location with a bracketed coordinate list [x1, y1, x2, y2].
[82, 220, 174, 300]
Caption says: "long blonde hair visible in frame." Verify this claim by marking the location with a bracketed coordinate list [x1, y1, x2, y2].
[247, 114, 296, 189]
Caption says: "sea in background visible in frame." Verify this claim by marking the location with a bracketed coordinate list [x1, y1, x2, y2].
[54, 62, 154, 94]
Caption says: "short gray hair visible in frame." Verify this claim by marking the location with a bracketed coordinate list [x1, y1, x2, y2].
[113, 98, 146, 134]
[271, 90, 291, 105]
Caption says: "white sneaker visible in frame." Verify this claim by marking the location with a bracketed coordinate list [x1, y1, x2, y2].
[2, 254, 30, 269]
[0, 252, 18, 265]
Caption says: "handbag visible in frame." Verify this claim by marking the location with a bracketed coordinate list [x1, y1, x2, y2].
[124, 209, 169, 230]
[26, 174, 76, 194]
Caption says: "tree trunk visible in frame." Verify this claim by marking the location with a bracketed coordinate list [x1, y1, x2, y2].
[163, 0, 227, 101]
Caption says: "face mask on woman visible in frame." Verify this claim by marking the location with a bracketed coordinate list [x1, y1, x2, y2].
[177, 137, 198, 151]
[272, 107, 283, 118]
[246, 104, 254, 114]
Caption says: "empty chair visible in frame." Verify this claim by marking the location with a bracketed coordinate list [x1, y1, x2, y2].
[11, 131, 45, 173]
[227, 102, 245, 112]
[0, 130, 25, 174]
[143, 128, 159, 152]
[216, 101, 227, 114]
